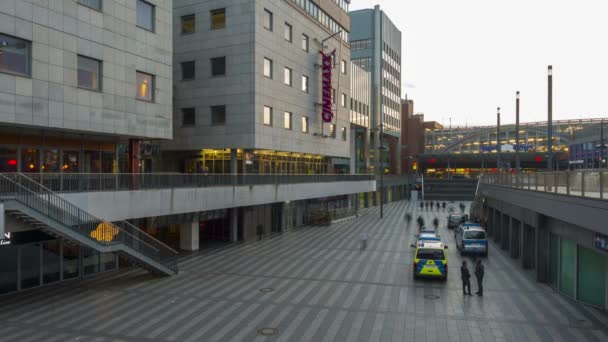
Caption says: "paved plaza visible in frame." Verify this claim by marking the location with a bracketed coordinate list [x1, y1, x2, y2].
[0, 201, 607, 342]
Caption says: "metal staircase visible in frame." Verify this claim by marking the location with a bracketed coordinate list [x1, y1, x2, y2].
[0, 173, 178, 276]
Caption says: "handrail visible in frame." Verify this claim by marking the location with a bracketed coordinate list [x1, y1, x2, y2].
[0, 173, 178, 274]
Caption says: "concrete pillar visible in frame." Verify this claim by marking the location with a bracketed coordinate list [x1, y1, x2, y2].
[230, 148, 238, 174]
[179, 221, 199, 251]
[230, 208, 238, 242]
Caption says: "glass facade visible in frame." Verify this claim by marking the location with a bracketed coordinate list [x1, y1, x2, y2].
[577, 246, 606, 307]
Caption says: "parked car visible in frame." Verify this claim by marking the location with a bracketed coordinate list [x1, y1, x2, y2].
[455, 225, 488, 257]
[447, 214, 465, 229]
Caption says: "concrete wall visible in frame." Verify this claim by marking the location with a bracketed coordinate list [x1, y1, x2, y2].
[59, 180, 376, 221]
[0, 0, 173, 139]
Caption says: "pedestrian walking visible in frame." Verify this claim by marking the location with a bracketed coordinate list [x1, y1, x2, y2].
[405, 213, 412, 227]
[459, 203, 465, 213]
[430, 202, 434, 210]
[475, 259, 485, 296]
[432, 217, 439, 230]
[425, 202, 429, 210]
[359, 231, 368, 250]
[420, 201, 424, 210]
[442, 202, 446, 210]
[461, 261, 472, 295]
[417, 216, 425, 231]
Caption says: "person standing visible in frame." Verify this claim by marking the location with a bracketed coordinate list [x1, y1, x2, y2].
[359, 231, 368, 250]
[461, 261, 472, 295]
[475, 259, 485, 296]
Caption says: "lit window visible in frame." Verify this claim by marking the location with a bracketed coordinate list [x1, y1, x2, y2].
[77, 56, 101, 91]
[330, 124, 336, 137]
[341, 93, 346, 107]
[302, 34, 309, 52]
[302, 116, 309, 133]
[0, 34, 31, 77]
[136, 71, 154, 101]
[264, 106, 272, 126]
[341, 60, 347, 74]
[136, 0, 155, 32]
[264, 58, 272, 78]
[284, 67, 292, 86]
[263, 9, 273, 31]
[181, 61, 195, 80]
[181, 14, 195, 34]
[182, 108, 195, 126]
[341, 127, 347, 140]
[210, 8, 226, 29]
[284, 112, 292, 130]
[211, 105, 226, 125]
[284, 22, 292, 42]
[301, 75, 308, 92]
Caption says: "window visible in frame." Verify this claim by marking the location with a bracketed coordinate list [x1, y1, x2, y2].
[302, 116, 309, 133]
[136, 71, 154, 101]
[332, 89, 336, 104]
[284, 67, 292, 86]
[211, 105, 226, 125]
[341, 60, 347, 74]
[263, 58, 273, 78]
[136, 0, 155, 31]
[78, 0, 102, 11]
[181, 61, 195, 80]
[211, 57, 226, 76]
[301, 75, 308, 92]
[341, 127, 347, 141]
[302, 34, 309, 52]
[77, 56, 101, 91]
[284, 112, 292, 130]
[210, 8, 226, 29]
[0, 34, 31, 76]
[263, 106, 272, 126]
[341, 93, 346, 107]
[182, 108, 195, 126]
[263, 9, 273, 31]
[330, 124, 336, 137]
[181, 14, 195, 34]
[284, 22, 292, 42]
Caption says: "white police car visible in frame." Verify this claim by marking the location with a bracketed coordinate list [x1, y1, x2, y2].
[455, 225, 488, 257]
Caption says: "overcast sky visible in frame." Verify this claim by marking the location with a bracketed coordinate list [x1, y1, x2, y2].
[350, 0, 608, 127]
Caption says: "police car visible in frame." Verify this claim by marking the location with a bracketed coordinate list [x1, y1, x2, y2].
[410, 241, 448, 280]
[455, 225, 488, 257]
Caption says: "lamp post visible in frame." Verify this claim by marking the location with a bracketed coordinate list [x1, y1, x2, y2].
[515, 91, 521, 173]
[378, 123, 387, 218]
[547, 65, 553, 170]
[497, 107, 501, 170]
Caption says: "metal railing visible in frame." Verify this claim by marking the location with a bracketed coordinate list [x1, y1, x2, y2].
[480, 170, 608, 200]
[9, 173, 375, 193]
[0, 173, 178, 274]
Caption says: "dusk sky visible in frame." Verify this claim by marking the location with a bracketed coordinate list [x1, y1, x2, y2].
[350, 0, 608, 127]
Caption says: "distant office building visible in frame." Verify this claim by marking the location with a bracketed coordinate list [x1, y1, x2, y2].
[165, 0, 352, 175]
[349, 63, 371, 174]
[350, 5, 402, 174]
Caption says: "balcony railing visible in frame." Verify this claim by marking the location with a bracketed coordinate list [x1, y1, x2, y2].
[5, 173, 375, 193]
[480, 170, 608, 200]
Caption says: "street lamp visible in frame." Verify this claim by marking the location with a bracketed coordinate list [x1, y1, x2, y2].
[497, 107, 501, 170]
[515, 91, 521, 173]
[547, 65, 553, 170]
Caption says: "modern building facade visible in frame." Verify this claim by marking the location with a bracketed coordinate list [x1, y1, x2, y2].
[349, 62, 370, 174]
[568, 119, 607, 169]
[164, 0, 352, 175]
[350, 5, 402, 174]
[0, 0, 174, 293]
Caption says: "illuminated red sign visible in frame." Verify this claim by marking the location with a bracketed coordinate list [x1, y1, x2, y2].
[535, 156, 542, 162]
[7, 159, 17, 166]
[320, 49, 336, 123]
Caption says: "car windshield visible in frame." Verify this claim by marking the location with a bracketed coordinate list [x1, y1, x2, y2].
[449, 215, 463, 222]
[464, 231, 486, 240]
[416, 249, 445, 260]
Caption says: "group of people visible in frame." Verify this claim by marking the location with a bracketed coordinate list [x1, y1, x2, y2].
[461, 259, 484, 296]
[419, 201, 448, 211]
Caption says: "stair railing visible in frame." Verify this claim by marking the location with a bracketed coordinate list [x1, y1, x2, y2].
[0, 173, 178, 274]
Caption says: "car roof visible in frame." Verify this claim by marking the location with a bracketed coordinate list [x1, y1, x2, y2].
[462, 226, 485, 232]
[417, 241, 445, 249]
[419, 230, 437, 235]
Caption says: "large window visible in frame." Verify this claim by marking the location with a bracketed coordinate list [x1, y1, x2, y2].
[301, 75, 308, 92]
[341, 93, 346, 107]
[211, 105, 226, 125]
[264, 58, 273, 78]
[78, 0, 102, 11]
[181, 61, 195, 80]
[284, 22, 292, 42]
[210, 8, 226, 29]
[78, 56, 101, 91]
[341, 60, 347, 74]
[341, 127, 347, 141]
[330, 124, 336, 137]
[302, 34, 309, 52]
[181, 14, 195, 34]
[263, 9, 273, 31]
[284, 67, 292, 86]
[182, 108, 195, 126]
[211, 57, 226, 76]
[136, 71, 154, 101]
[0, 34, 31, 77]
[263, 106, 272, 126]
[136, 0, 155, 32]
[284, 112, 292, 130]
[302, 116, 309, 133]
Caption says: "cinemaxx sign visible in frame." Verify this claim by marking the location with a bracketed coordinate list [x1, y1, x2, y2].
[320, 49, 336, 123]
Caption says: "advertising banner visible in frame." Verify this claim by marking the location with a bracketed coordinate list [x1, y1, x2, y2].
[320, 50, 336, 123]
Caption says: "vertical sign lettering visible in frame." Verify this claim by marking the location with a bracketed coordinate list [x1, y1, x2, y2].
[320, 50, 336, 123]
